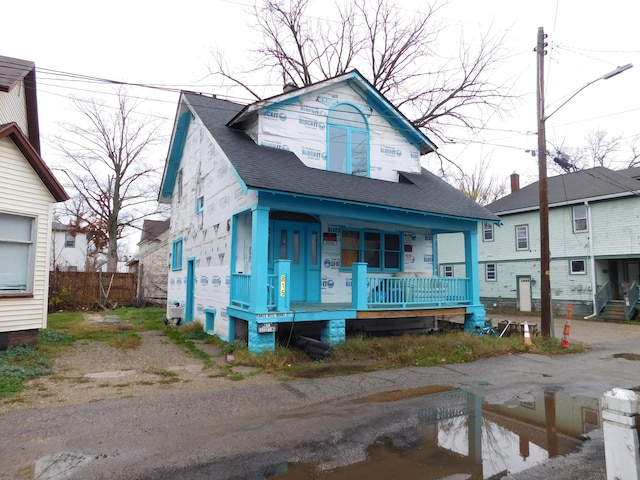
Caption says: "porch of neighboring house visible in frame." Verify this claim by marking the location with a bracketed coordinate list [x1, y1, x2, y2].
[594, 258, 640, 321]
[228, 260, 480, 352]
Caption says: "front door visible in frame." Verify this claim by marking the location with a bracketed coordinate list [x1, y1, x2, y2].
[272, 220, 320, 302]
[518, 276, 532, 312]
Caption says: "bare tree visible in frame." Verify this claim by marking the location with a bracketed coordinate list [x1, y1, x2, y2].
[449, 156, 507, 205]
[207, 0, 515, 145]
[51, 87, 166, 272]
[549, 129, 633, 174]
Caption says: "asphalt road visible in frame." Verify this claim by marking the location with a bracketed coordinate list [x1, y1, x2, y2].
[2, 316, 639, 480]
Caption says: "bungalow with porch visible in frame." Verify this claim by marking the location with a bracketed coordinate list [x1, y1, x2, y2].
[158, 70, 499, 352]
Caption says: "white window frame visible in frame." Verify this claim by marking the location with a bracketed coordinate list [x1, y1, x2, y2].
[483, 222, 494, 242]
[0, 212, 36, 295]
[486, 263, 497, 281]
[570, 259, 587, 275]
[64, 232, 76, 248]
[443, 265, 454, 277]
[572, 205, 588, 233]
[515, 225, 529, 251]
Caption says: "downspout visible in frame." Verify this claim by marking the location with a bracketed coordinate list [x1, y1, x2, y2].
[584, 200, 598, 319]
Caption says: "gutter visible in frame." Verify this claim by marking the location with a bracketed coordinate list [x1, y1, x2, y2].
[584, 200, 599, 319]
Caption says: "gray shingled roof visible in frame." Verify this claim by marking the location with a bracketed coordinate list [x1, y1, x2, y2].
[183, 92, 498, 222]
[486, 167, 640, 214]
[0, 55, 34, 92]
[140, 219, 170, 243]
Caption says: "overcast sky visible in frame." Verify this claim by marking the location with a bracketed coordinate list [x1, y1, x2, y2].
[3, 0, 639, 188]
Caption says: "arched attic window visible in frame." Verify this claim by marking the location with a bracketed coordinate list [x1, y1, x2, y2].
[327, 103, 369, 176]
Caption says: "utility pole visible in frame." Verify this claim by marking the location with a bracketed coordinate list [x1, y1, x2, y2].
[536, 27, 552, 337]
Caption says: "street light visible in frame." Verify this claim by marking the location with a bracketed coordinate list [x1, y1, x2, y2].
[536, 26, 633, 337]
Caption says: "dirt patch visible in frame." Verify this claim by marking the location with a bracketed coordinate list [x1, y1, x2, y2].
[0, 329, 276, 415]
[363, 385, 453, 402]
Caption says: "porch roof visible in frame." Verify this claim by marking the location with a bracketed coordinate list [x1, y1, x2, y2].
[183, 92, 498, 223]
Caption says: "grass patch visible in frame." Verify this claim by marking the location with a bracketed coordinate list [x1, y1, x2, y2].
[232, 331, 585, 376]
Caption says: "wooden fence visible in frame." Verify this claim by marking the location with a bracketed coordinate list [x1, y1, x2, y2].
[49, 271, 138, 311]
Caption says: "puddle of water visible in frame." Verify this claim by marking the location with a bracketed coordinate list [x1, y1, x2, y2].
[265, 389, 600, 480]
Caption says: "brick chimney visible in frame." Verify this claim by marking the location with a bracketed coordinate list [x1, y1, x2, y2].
[510, 173, 520, 193]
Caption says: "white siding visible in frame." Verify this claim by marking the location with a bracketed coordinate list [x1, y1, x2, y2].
[0, 137, 56, 331]
[167, 117, 257, 336]
[50, 230, 88, 271]
[438, 197, 640, 308]
[0, 82, 29, 134]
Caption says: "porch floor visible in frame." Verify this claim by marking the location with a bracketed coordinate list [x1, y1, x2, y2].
[290, 302, 466, 319]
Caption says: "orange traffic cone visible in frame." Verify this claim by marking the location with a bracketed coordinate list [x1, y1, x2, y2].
[523, 321, 533, 345]
[560, 304, 572, 348]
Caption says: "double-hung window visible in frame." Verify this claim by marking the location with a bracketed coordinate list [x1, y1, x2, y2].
[483, 223, 494, 242]
[327, 104, 369, 176]
[0, 212, 35, 295]
[64, 232, 75, 248]
[486, 263, 497, 281]
[515, 225, 529, 251]
[341, 229, 401, 271]
[573, 205, 588, 232]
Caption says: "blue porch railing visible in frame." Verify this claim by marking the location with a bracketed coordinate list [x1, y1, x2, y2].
[231, 273, 251, 309]
[231, 261, 470, 313]
[367, 275, 470, 308]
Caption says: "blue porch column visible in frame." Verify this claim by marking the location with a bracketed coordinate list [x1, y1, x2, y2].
[321, 319, 346, 345]
[273, 259, 291, 312]
[248, 319, 275, 353]
[250, 205, 270, 314]
[351, 262, 368, 309]
[463, 229, 486, 332]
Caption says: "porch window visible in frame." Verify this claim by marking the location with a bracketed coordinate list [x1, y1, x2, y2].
[340, 229, 401, 271]
[570, 259, 586, 275]
[572, 205, 588, 232]
[443, 265, 454, 277]
[486, 263, 497, 281]
[0, 212, 35, 295]
[483, 223, 494, 241]
[171, 238, 183, 271]
[515, 225, 529, 251]
[327, 103, 369, 177]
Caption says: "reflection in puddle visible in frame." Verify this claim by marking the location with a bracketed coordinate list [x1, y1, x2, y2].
[267, 389, 600, 479]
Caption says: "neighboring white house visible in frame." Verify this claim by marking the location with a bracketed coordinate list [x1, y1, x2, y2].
[50, 221, 89, 271]
[158, 70, 499, 352]
[438, 168, 640, 319]
[0, 55, 68, 348]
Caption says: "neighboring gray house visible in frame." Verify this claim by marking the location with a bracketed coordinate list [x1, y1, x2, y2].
[50, 221, 89, 271]
[0, 55, 68, 348]
[439, 167, 640, 319]
[130, 219, 170, 305]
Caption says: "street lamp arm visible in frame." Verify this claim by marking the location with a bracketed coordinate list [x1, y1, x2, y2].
[543, 63, 633, 122]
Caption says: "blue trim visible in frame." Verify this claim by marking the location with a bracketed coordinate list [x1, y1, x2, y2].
[345, 72, 437, 154]
[185, 257, 196, 322]
[204, 307, 216, 335]
[326, 102, 370, 177]
[257, 191, 479, 231]
[160, 111, 192, 201]
[171, 238, 184, 271]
